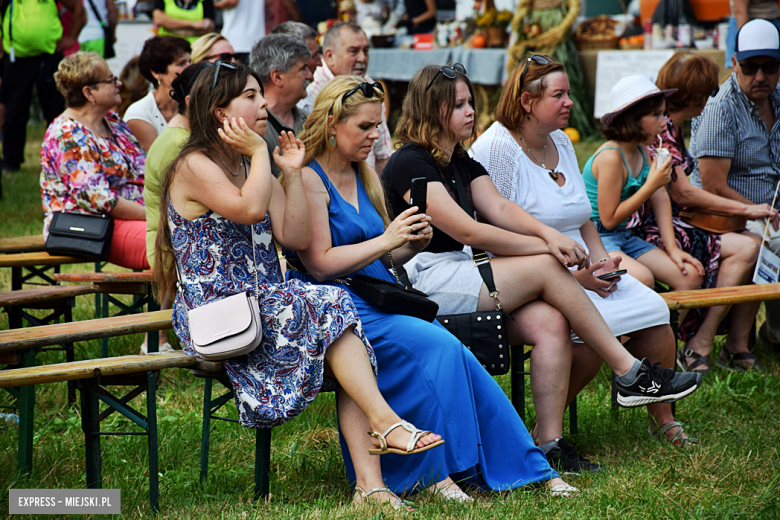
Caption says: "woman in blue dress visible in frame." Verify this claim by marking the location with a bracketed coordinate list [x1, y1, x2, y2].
[154, 63, 443, 510]
[286, 75, 578, 502]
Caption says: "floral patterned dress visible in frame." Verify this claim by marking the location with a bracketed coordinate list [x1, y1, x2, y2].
[627, 115, 722, 341]
[168, 200, 376, 428]
[40, 110, 146, 237]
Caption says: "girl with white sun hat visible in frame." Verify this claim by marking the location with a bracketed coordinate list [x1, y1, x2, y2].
[582, 75, 706, 296]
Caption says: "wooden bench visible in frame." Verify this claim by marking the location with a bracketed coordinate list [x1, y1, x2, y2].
[0, 251, 96, 290]
[0, 235, 46, 254]
[0, 351, 193, 513]
[0, 309, 173, 486]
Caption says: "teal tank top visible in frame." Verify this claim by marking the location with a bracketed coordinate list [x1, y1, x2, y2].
[582, 146, 649, 229]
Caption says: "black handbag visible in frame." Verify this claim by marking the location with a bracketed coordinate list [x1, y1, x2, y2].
[85, 0, 116, 59]
[45, 212, 114, 260]
[433, 167, 511, 375]
[286, 254, 439, 322]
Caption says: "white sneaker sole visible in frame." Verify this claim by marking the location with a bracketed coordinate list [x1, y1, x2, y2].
[616, 382, 699, 408]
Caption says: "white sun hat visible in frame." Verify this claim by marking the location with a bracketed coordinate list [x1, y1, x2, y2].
[600, 75, 677, 126]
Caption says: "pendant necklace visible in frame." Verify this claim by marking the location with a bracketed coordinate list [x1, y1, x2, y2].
[218, 154, 243, 177]
[520, 135, 560, 181]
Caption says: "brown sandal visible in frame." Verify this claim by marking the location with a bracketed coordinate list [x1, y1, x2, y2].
[676, 348, 711, 375]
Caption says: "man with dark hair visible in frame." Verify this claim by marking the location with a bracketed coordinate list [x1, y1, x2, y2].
[0, 0, 86, 171]
[250, 34, 312, 178]
[298, 22, 392, 173]
[271, 20, 321, 74]
[690, 18, 780, 356]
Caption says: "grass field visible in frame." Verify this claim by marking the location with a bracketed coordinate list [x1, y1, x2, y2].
[1, 127, 779, 519]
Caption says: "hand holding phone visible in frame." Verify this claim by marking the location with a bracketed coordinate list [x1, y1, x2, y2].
[596, 269, 627, 281]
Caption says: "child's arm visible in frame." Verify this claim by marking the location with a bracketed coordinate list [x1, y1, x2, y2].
[650, 187, 704, 277]
[593, 149, 672, 229]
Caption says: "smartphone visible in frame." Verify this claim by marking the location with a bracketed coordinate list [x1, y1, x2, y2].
[409, 177, 427, 212]
[596, 269, 627, 281]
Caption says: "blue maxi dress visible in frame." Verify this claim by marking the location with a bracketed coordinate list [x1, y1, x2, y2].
[287, 161, 556, 494]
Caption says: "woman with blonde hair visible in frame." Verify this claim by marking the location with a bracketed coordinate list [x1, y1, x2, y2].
[287, 74, 580, 503]
[190, 32, 238, 64]
[155, 62, 443, 510]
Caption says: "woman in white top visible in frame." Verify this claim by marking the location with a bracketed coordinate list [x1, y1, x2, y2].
[470, 55, 696, 452]
[125, 36, 191, 151]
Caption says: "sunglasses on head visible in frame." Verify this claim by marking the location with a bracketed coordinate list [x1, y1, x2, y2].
[206, 60, 264, 96]
[739, 59, 780, 76]
[519, 55, 553, 89]
[329, 82, 384, 114]
[424, 63, 468, 92]
[205, 52, 238, 63]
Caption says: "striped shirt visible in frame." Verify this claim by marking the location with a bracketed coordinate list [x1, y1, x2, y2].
[689, 73, 780, 207]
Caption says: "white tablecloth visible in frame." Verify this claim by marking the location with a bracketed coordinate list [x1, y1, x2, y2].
[366, 48, 509, 85]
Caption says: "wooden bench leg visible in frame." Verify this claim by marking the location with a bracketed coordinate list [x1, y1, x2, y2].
[255, 428, 272, 500]
[569, 396, 578, 435]
[146, 371, 159, 513]
[510, 345, 527, 421]
[17, 350, 36, 477]
[199, 378, 213, 485]
[80, 379, 102, 490]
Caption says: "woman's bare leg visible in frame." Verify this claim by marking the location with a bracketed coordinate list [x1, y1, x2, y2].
[480, 254, 636, 374]
[685, 232, 760, 365]
[636, 249, 703, 291]
[325, 326, 441, 453]
[507, 300, 573, 446]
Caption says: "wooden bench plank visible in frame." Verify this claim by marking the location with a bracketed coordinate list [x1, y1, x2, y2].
[661, 283, 780, 310]
[0, 285, 99, 307]
[0, 310, 173, 353]
[0, 351, 194, 388]
[0, 252, 93, 268]
[0, 236, 46, 254]
[55, 272, 154, 283]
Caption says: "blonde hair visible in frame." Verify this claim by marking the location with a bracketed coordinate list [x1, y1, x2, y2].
[191, 33, 227, 63]
[297, 75, 390, 226]
[54, 52, 111, 107]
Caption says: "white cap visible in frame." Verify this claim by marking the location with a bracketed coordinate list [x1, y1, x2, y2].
[736, 19, 780, 61]
[600, 75, 676, 127]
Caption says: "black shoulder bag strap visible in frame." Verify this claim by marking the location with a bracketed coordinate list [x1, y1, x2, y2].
[449, 163, 503, 311]
[85, 0, 116, 59]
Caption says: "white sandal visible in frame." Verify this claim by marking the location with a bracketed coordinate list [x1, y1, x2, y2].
[426, 483, 474, 503]
[139, 342, 174, 355]
[354, 486, 415, 512]
[550, 483, 580, 498]
[368, 420, 444, 455]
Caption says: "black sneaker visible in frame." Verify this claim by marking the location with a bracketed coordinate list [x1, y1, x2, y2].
[544, 438, 604, 475]
[615, 358, 702, 408]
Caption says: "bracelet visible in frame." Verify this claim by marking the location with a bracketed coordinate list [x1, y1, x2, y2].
[594, 257, 609, 264]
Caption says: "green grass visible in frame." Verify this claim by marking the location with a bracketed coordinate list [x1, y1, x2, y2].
[1, 128, 780, 519]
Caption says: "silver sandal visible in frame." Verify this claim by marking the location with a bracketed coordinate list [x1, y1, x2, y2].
[649, 421, 698, 448]
[368, 420, 445, 455]
[354, 486, 415, 512]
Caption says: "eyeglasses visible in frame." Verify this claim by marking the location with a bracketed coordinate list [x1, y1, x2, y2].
[209, 59, 239, 95]
[204, 52, 238, 63]
[424, 63, 467, 92]
[738, 59, 780, 76]
[94, 75, 119, 86]
[519, 55, 552, 89]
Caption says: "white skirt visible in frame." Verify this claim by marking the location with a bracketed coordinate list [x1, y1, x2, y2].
[405, 249, 670, 342]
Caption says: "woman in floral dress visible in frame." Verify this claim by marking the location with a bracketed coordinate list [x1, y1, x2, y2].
[154, 62, 442, 510]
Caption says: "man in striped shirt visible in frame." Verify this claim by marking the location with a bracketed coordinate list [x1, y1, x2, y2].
[690, 18, 780, 347]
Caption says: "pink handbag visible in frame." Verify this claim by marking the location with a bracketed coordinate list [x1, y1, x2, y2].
[179, 223, 263, 360]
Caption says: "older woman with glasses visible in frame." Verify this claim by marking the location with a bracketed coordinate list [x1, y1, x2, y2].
[628, 52, 776, 374]
[190, 32, 238, 64]
[125, 35, 191, 151]
[42, 52, 148, 271]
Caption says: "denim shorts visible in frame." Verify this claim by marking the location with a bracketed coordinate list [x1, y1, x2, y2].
[594, 221, 656, 259]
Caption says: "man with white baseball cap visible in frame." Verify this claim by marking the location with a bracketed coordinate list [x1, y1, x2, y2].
[689, 18, 780, 356]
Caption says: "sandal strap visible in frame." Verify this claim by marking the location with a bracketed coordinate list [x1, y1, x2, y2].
[652, 421, 699, 447]
[681, 349, 711, 371]
[363, 487, 411, 510]
[368, 420, 421, 452]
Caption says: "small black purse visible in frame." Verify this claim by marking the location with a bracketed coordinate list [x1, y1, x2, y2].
[433, 168, 511, 376]
[45, 212, 113, 260]
[287, 254, 439, 322]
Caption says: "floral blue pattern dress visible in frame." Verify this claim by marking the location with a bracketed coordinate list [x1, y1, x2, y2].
[168, 199, 376, 428]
